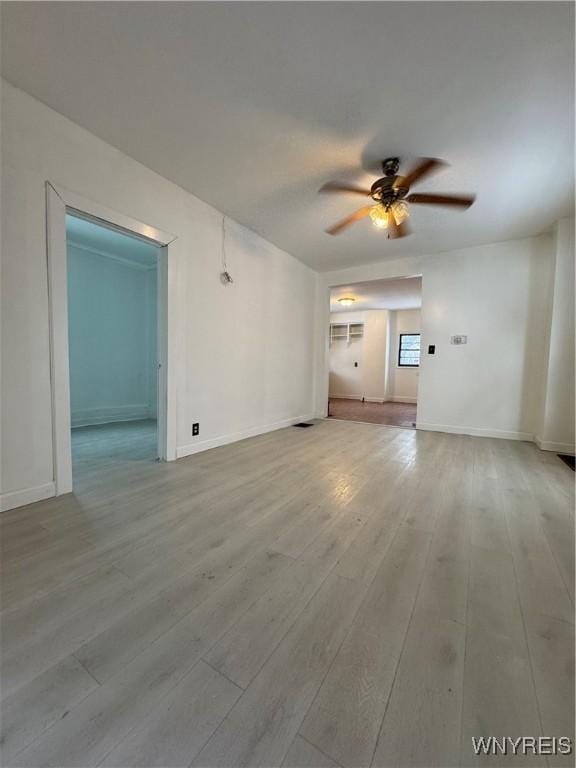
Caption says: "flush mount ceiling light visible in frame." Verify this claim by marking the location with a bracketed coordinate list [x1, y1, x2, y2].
[338, 297, 355, 307]
[319, 156, 476, 239]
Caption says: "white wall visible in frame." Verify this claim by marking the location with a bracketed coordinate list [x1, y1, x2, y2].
[538, 217, 575, 453]
[387, 309, 421, 403]
[329, 310, 389, 402]
[67, 244, 157, 427]
[363, 311, 389, 402]
[1, 82, 317, 508]
[319, 235, 562, 442]
[416, 239, 554, 439]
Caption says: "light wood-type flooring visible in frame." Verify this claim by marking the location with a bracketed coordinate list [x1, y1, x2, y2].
[1, 419, 574, 767]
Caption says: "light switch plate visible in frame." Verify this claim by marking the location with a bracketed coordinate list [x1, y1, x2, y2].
[450, 335, 468, 345]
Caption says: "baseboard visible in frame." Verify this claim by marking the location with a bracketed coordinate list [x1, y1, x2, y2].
[416, 421, 534, 442]
[1, 482, 56, 513]
[176, 414, 316, 459]
[535, 437, 576, 455]
[328, 394, 362, 401]
[388, 396, 418, 404]
[71, 404, 154, 427]
[364, 397, 386, 404]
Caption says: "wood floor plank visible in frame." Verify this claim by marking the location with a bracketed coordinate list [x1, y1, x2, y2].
[465, 472, 511, 554]
[371, 615, 465, 768]
[99, 660, 242, 768]
[113, 469, 331, 580]
[460, 546, 544, 767]
[191, 574, 366, 768]
[332, 464, 414, 584]
[282, 736, 342, 768]
[299, 527, 431, 768]
[369, 449, 470, 768]
[204, 557, 331, 689]
[0, 565, 130, 657]
[525, 471, 575, 603]
[269, 505, 335, 559]
[74, 548, 293, 683]
[0, 657, 99, 762]
[502, 486, 573, 624]
[523, 612, 575, 768]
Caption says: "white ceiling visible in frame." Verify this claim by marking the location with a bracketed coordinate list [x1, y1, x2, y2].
[331, 277, 422, 313]
[2, 2, 573, 272]
[66, 214, 159, 268]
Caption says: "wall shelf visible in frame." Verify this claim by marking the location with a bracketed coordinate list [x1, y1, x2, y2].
[330, 322, 364, 345]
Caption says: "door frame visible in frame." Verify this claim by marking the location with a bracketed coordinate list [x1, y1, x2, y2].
[46, 182, 178, 495]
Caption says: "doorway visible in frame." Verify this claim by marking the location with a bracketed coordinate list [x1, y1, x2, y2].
[327, 276, 421, 429]
[66, 213, 160, 479]
[46, 183, 177, 497]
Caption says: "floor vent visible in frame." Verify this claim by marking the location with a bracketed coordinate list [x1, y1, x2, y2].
[294, 422, 314, 428]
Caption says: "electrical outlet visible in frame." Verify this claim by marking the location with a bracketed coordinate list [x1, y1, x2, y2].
[192, 423, 199, 436]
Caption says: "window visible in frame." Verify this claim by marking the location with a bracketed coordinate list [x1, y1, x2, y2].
[398, 333, 420, 367]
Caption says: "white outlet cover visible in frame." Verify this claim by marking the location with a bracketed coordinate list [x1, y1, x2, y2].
[450, 335, 468, 345]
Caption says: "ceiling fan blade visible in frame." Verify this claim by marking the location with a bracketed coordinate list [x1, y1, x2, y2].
[326, 206, 373, 235]
[387, 209, 409, 239]
[319, 182, 371, 196]
[407, 193, 475, 208]
[396, 157, 446, 190]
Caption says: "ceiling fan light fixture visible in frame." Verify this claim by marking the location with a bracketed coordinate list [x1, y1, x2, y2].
[369, 201, 410, 231]
[338, 297, 355, 307]
[369, 204, 389, 229]
[391, 200, 410, 225]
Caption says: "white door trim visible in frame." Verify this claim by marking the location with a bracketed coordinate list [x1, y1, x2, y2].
[45, 182, 178, 495]
[156, 245, 170, 462]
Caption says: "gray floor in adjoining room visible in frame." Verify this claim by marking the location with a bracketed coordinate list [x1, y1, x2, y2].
[1, 419, 574, 767]
[72, 419, 158, 464]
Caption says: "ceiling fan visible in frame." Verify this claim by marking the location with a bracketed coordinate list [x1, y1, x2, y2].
[320, 157, 475, 238]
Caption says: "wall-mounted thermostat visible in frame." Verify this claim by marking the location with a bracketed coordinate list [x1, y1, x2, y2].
[450, 335, 468, 345]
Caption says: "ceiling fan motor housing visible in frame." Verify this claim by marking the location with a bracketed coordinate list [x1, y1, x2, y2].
[371, 158, 408, 207]
[382, 157, 400, 176]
